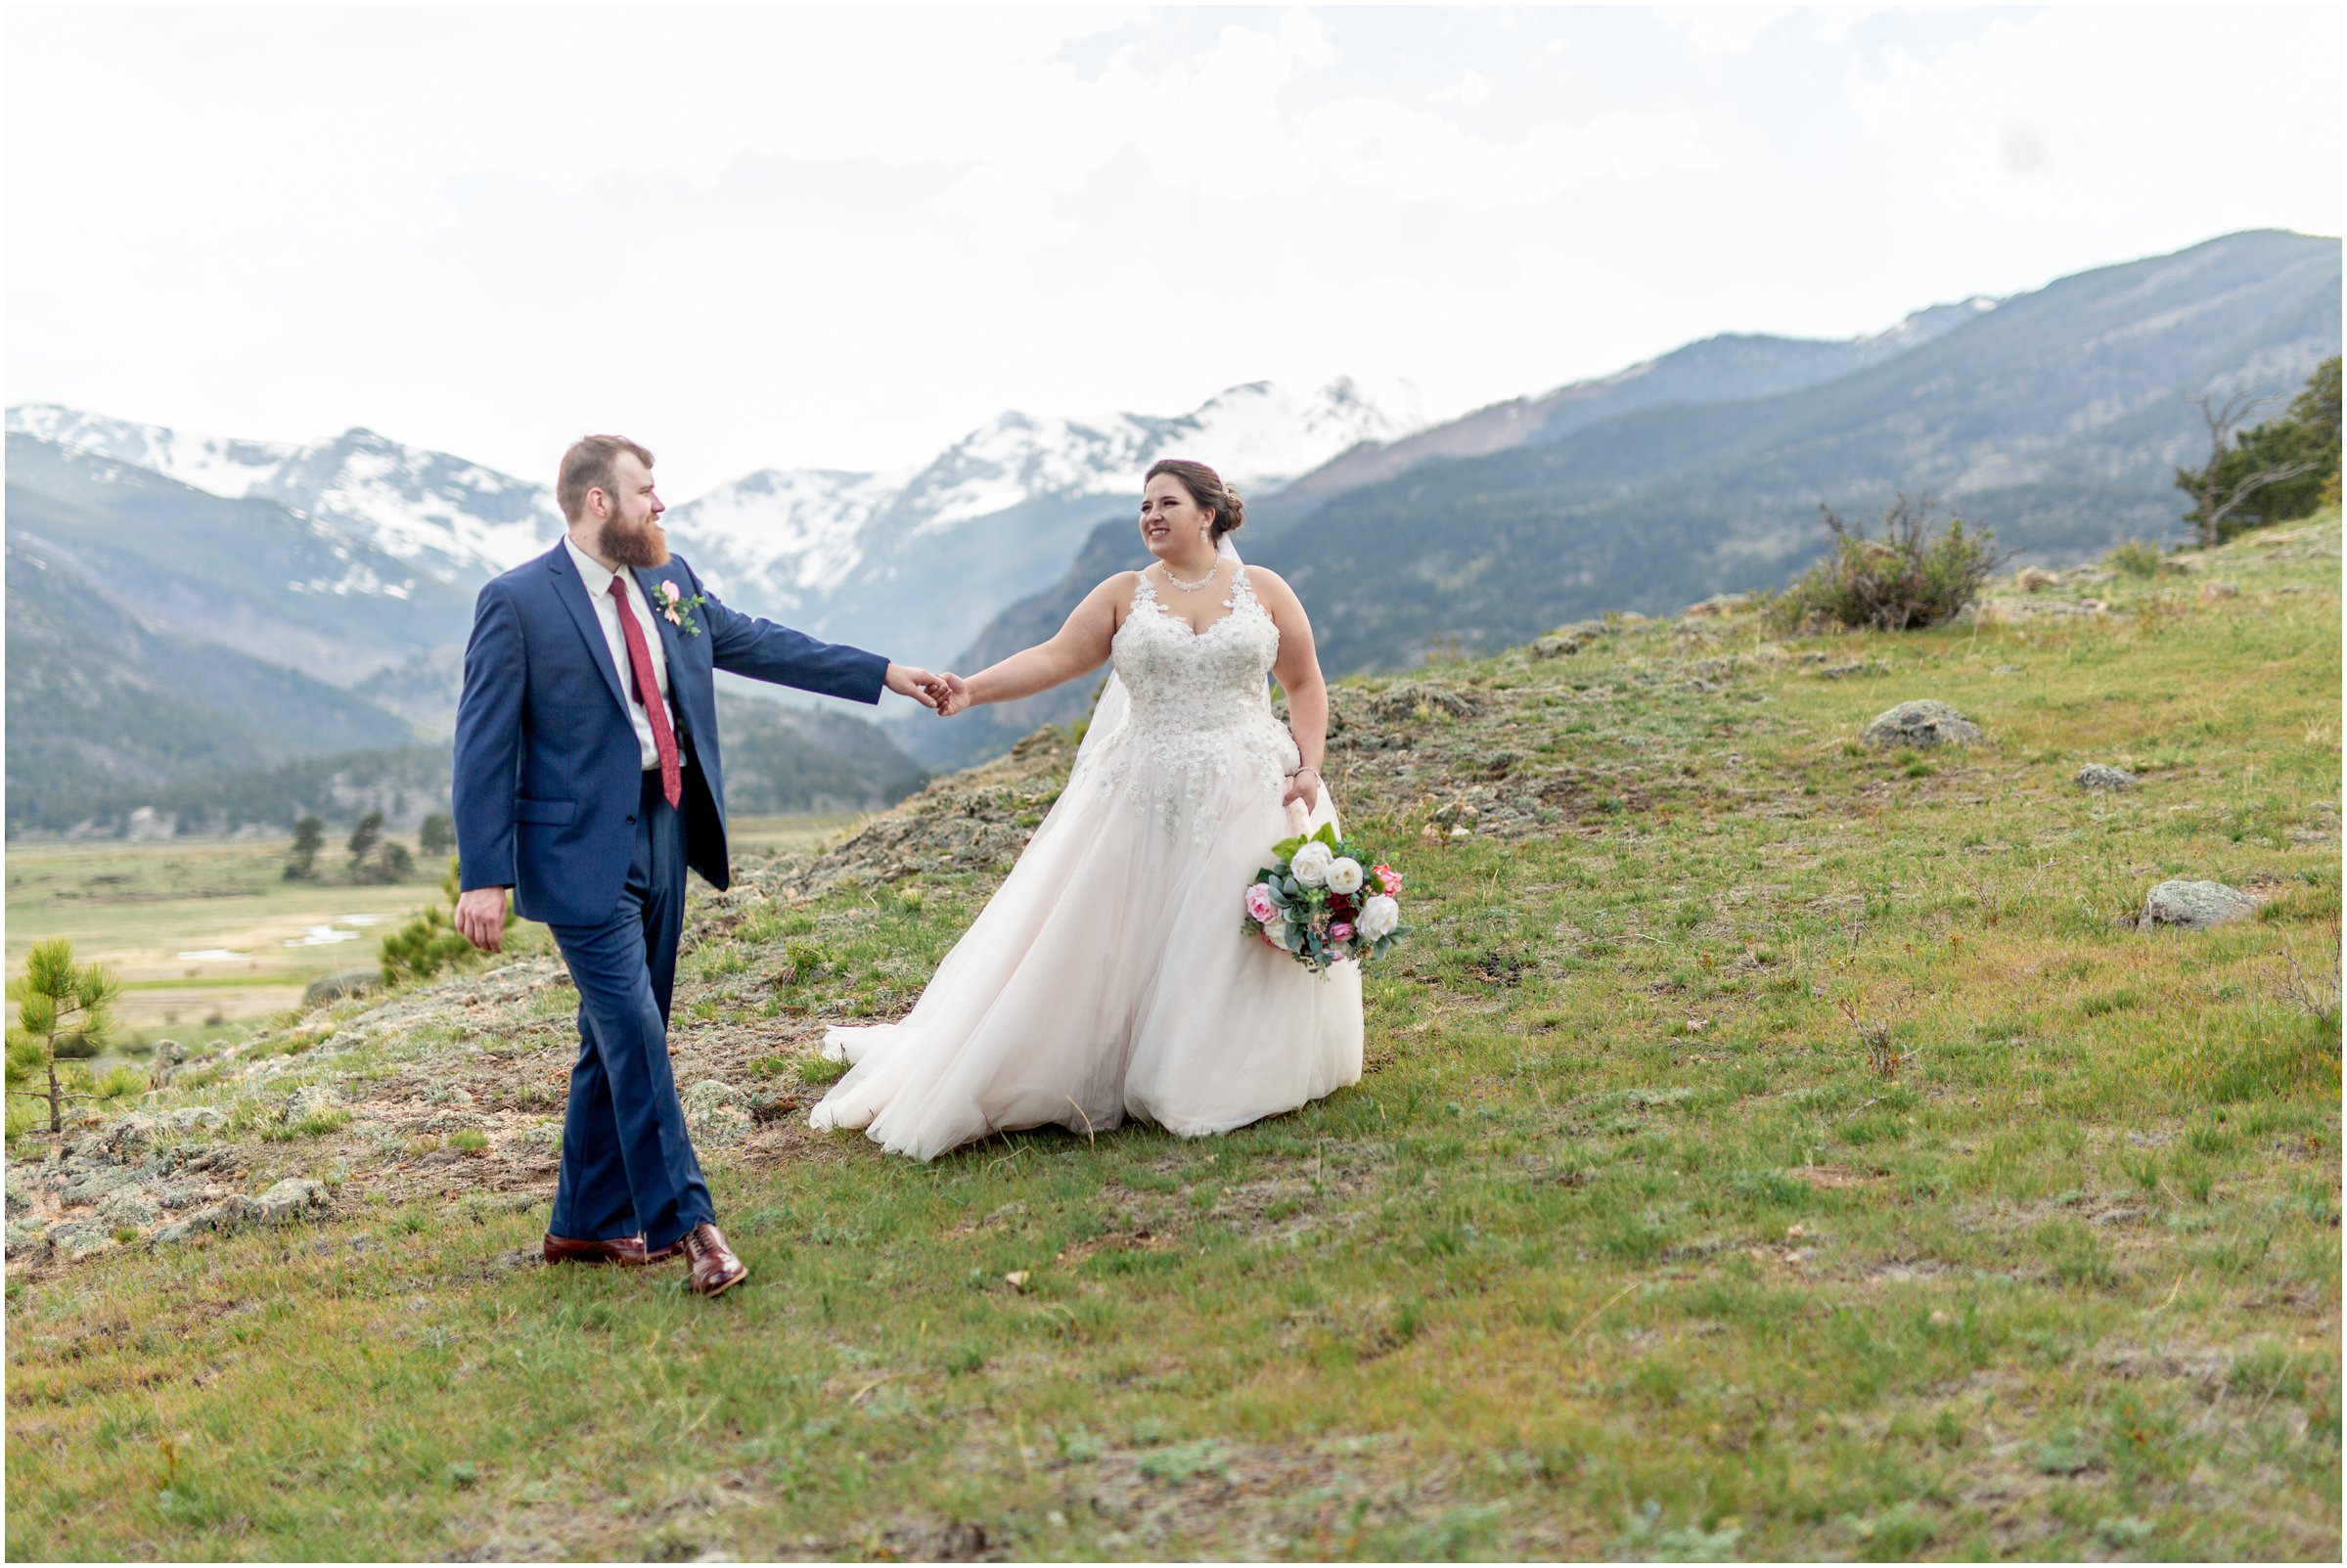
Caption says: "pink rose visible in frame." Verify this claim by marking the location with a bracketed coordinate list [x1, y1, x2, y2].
[1374, 864, 1402, 895]
[1330, 921, 1355, 943]
[1243, 882, 1279, 924]
[658, 582, 680, 605]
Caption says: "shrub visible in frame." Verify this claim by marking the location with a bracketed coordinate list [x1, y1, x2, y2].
[2105, 539, 2165, 578]
[381, 858, 508, 988]
[1771, 493, 2007, 632]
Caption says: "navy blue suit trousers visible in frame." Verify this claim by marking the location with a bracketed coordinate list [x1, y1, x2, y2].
[546, 770, 709, 1249]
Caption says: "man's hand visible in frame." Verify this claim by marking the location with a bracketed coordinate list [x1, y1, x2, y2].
[456, 886, 512, 952]
[931, 672, 970, 717]
[884, 662, 951, 710]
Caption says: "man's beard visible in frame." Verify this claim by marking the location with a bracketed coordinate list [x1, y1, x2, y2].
[601, 510, 671, 569]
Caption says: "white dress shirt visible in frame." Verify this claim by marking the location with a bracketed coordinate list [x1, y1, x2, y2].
[562, 535, 680, 772]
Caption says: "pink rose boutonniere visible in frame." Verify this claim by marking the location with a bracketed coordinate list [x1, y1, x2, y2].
[653, 579, 709, 637]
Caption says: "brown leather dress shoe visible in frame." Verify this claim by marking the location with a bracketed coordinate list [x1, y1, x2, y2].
[543, 1232, 650, 1266]
[682, 1223, 747, 1296]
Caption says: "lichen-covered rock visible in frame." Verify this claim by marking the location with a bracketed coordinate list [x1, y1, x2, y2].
[255, 1178, 330, 1224]
[2076, 764, 2139, 791]
[2142, 880, 2258, 930]
[288, 1084, 339, 1122]
[682, 1080, 752, 1146]
[166, 1105, 227, 1133]
[156, 1194, 266, 1244]
[1862, 700, 1982, 749]
[58, 1163, 140, 1209]
[98, 1187, 162, 1229]
[4, 1221, 49, 1260]
[4, 1178, 28, 1218]
[96, 1112, 162, 1161]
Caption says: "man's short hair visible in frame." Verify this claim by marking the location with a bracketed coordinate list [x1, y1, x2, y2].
[557, 435, 654, 524]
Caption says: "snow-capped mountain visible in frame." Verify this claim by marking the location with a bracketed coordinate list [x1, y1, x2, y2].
[658, 467, 912, 617]
[887, 376, 1430, 540]
[11, 377, 1427, 658]
[658, 376, 1433, 662]
[4, 405, 555, 582]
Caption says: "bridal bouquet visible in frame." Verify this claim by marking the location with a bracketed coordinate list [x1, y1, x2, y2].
[1242, 820, 1410, 974]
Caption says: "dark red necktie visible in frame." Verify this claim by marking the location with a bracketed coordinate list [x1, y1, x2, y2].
[609, 579, 682, 808]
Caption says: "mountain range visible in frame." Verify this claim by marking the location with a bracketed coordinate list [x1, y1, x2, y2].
[893, 228, 2340, 769]
[8, 228, 2337, 826]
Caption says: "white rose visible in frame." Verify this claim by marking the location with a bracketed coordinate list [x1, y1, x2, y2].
[1289, 841, 1334, 887]
[1326, 857, 1365, 896]
[1357, 894, 1400, 941]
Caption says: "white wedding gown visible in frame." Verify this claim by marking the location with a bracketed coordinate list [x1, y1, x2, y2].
[809, 564, 1365, 1161]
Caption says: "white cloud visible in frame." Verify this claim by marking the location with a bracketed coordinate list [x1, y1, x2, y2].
[1654, 5, 1793, 55]
[4, 5, 2337, 491]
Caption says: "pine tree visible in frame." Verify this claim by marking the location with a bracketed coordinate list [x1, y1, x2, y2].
[6, 938, 118, 1136]
[345, 811, 384, 878]
[285, 816, 325, 880]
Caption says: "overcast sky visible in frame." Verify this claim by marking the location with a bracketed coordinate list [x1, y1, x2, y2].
[7, 4, 2339, 499]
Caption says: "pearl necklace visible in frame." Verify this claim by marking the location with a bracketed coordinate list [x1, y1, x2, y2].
[1158, 558, 1220, 593]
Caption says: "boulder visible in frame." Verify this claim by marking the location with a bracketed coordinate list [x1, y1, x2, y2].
[4, 1221, 49, 1260]
[1863, 700, 1982, 749]
[165, 1105, 227, 1133]
[2076, 764, 2139, 791]
[2199, 580, 2239, 604]
[2015, 567, 2060, 592]
[2142, 880, 2258, 930]
[303, 967, 382, 1007]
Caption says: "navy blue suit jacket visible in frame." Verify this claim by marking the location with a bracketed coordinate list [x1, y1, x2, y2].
[452, 543, 888, 927]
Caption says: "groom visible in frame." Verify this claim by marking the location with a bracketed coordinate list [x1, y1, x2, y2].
[452, 434, 949, 1296]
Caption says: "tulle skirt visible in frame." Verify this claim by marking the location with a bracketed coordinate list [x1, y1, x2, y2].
[808, 752, 1365, 1162]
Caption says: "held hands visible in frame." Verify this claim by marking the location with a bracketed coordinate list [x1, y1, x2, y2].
[1282, 765, 1322, 816]
[929, 672, 971, 717]
[883, 662, 956, 711]
[455, 886, 511, 952]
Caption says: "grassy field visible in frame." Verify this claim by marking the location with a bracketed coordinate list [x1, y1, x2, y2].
[4, 518, 2339, 1559]
[2, 815, 866, 1048]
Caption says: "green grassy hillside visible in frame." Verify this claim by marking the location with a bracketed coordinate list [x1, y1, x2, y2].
[6, 515, 2338, 1560]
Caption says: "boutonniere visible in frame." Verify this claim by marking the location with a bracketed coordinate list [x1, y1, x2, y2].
[652, 578, 708, 637]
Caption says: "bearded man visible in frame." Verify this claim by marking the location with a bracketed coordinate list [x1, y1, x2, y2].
[452, 435, 949, 1296]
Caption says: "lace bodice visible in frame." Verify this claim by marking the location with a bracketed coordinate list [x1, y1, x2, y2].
[1080, 564, 1298, 837]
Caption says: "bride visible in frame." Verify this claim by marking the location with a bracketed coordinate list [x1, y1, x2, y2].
[808, 459, 1365, 1161]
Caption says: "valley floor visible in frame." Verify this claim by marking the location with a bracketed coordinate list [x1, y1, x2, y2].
[6, 516, 2340, 1560]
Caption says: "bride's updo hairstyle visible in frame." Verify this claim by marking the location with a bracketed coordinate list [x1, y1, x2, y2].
[1145, 458, 1246, 542]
